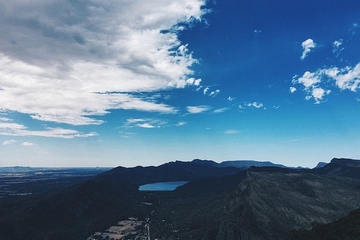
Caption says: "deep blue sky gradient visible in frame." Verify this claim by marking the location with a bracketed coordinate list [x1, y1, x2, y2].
[0, 0, 359, 167]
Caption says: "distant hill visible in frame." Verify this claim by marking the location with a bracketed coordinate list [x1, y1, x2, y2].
[101, 159, 240, 185]
[219, 160, 288, 169]
[314, 162, 328, 168]
[190, 159, 289, 169]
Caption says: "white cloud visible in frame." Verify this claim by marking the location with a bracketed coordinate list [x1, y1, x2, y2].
[186, 105, 211, 114]
[203, 86, 220, 97]
[294, 71, 321, 89]
[176, 121, 187, 126]
[0, 119, 97, 139]
[209, 89, 220, 97]
[333, 39, 344, 57]
[251, 102, 264, 108]
[290, 87, 297, 93]
[351, 23, 360, 36]
[311, 88, 331, 104]
[137, 123, 157, 128]
[213, 108, 228, 113]
[2, 139, 16, 145]
[0, 117, 12, 122]
[292, 71, 327, 103]
[323, 64, 360, 91]
[125, 118, 166, 128]
[247, 102, 264, 108]
[0, 0, 207, 126]
[186, 78, 202, 86]
[21, 142, 35, 147]
[239, 102, 265, 110]
[126, 118, 148, 124]
[224, 129, 239, 134]
[292, 62, 360, 103]
[203, 87, 210, 95]
[227, 96, 235, 101]
[300, 38, 316, 60]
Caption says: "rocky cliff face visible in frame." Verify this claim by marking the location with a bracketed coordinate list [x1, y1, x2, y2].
[151, 169, 360, 240]
[218, 171, 360, 239]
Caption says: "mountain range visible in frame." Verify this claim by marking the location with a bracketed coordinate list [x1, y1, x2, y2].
[1, 158, 360, 239]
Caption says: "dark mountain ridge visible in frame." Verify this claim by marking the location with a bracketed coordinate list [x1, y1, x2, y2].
[1, 158, 360, 240]
[151, 164, 360, 239]
[219, 160, 288, 168]
[288, 158, 360, 239]
[312, 158, 360, 179]
[101, 159, 241, 185]
[330, 158, 360, 167]
[0, 159, 242, 239]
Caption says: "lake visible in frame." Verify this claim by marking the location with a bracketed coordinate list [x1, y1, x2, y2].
[138, 181, 188, 191]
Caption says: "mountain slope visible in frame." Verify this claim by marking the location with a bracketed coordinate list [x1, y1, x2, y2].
[289, 208, 360, 240]
[2, 158, 360, 240]
[151, 168, 360, 239]
[0, 160, 241, 240]
[312, 158, 360, 179]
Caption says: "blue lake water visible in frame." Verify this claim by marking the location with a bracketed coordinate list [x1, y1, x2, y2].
[138, 181, 188, 191]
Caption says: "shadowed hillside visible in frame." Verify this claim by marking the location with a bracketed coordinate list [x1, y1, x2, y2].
[1, 158, 360, 240]
[289, 208, 360, 240]
[150, 161, 360, 239]
[0, 160, 241, 240]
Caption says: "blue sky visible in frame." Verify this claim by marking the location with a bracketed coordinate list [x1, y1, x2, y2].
[0, 0, 359, 167]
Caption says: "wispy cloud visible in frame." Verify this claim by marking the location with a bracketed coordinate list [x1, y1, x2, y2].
[209, 89, 220, 97]
[186, 105, 211, 114]
[239, 102, 266, 109]
[0, 0, 208, 126]
[21, 142, 35, 147]
[176, 121, 187, 126]
[137, 123, 157, 129]
[203, 87, 209, 95]
[227, 96, 235, 101]
[300, 38, 316, 60]
[213, 108, 228, 114]
[2, 139, 16, 145]
[0, 119, 97, 139]
[203, 86, 220, 97]
[125, 118, 166, 128]
[333, 39, 344, 57]
[224, 129, 239, 134]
